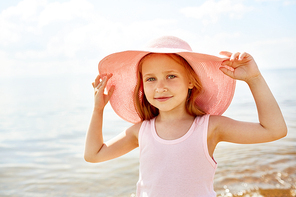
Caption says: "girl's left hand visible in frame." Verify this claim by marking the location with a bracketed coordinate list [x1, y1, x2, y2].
[219, 51, 261, 83]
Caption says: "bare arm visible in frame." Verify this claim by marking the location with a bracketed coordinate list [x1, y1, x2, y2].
[211, 52, 287, 145]
[84, 74, 139, 163]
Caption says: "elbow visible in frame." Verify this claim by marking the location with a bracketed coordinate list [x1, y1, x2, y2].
[273, 124, 288, 140]
[84, 153, 101, 163]
[280, 125, 288, 139]
[84, 155, 93, 163]
[84, 144, 106, 163]
[84, 153, 93, 163]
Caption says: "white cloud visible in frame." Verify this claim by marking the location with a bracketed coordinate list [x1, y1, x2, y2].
[255, 0, 296, 5]
[1, 0, 46, 21]
[180, 0, 253, 24]
[0, 0, 93, 45]
[0, 18, 19, 45]
[0, 0, 295, 77]
[38, 0, 94, 27]
[0, 0, 46, 44]
[0, 0, 180, 77]
[187, 32, 242, 56]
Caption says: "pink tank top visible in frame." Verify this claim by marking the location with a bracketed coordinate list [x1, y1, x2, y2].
[136, 115, 217, 197]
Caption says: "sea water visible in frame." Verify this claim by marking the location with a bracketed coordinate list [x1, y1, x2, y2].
[0, 69, 295, 196]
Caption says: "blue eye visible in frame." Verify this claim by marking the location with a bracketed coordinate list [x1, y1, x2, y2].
[168, 75, 176, 79]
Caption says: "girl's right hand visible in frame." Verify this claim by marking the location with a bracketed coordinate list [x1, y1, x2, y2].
[92, 73, 115, 111]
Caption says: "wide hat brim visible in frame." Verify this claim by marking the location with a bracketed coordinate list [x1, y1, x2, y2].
[98, 48, 236, 123]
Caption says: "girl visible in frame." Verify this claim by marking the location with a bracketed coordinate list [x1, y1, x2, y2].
[84, 36, 287, 196]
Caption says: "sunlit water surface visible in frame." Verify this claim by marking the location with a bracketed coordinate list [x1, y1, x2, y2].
[0, 69, 295, 196]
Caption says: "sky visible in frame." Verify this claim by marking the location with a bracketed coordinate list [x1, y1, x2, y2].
[0, 0, 296, 77]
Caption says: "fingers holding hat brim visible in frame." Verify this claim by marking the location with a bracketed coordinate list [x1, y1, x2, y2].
[92, 73, 115, 107]
[219, 67, 235, 79]
[219, 51, 236, 79]
[219, 51, 232, 58]
[92, 74, 114, 102]
[93, 73, 113, 89]
[219, 51, 249, 79]
[220, 51, 248, 63]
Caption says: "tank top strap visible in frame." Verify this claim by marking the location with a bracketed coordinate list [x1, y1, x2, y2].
[200, 114, 217, 168]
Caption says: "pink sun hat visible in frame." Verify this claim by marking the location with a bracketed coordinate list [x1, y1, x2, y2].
[98, 36, 236, 123]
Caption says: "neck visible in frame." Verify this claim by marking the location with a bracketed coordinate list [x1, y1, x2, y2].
[157, 108, 194, 122]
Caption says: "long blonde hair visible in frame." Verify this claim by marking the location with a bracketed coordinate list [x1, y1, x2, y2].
[134, 53, 205, 121]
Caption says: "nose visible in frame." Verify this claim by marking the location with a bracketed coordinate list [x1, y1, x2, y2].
[155, 80, 167, 93]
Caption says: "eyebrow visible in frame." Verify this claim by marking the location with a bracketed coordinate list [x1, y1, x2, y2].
[143, 70, 179, 78]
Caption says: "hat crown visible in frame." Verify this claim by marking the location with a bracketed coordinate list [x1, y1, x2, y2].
[146, 36, 192, 52]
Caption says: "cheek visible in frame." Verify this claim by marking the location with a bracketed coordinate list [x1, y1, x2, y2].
[169, 80, 187, 91]
[143, 83, 154, 98]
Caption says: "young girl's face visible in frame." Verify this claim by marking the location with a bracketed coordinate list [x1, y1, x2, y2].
[141, 54, 194, 113]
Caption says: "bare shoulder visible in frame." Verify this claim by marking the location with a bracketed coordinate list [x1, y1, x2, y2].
[207, 115, 224, 141]
[208, 115, 241, 143]
[209, 115, 244, 133]
[207, 115, 226, 157]
[126, 121, 143, 140]
[208, 115, 245, 143]
[208, 115, 224, 133]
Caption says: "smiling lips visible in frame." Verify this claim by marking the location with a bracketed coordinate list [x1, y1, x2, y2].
[154, 96, 173, 102]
